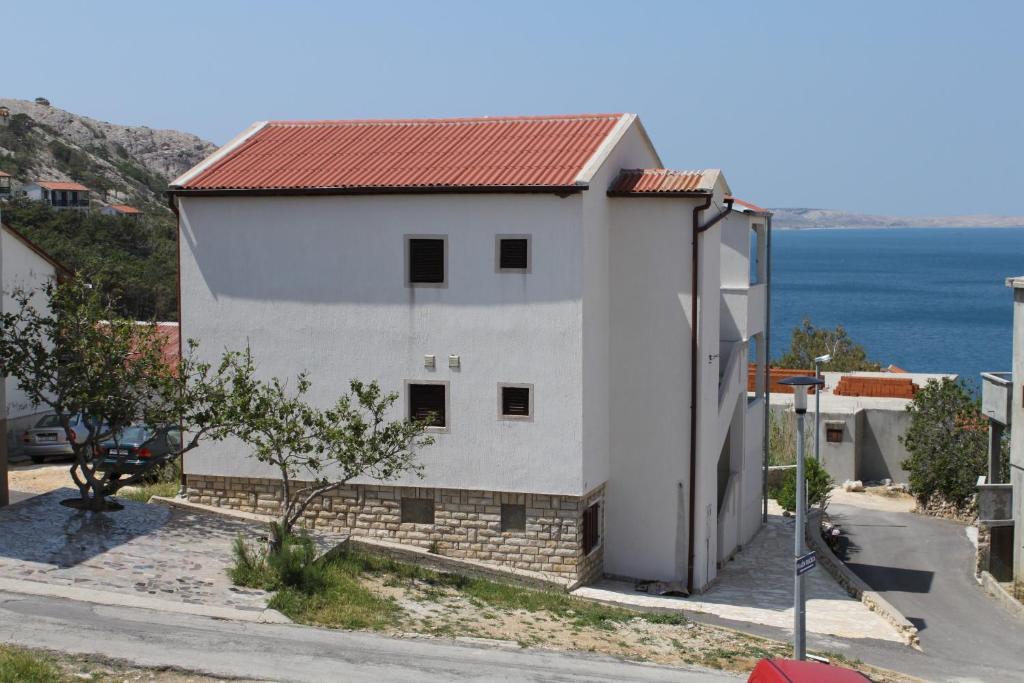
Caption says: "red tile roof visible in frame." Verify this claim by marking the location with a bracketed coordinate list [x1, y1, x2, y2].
[728, 196, 769, 214]
[749, 366, 819, 394]
[833, 376, 918, 399]
[608, 168, 710, 195]
[37, 180, 90, 192]
[0, 171, 10, 178]
[108, 204, 141, 214]
[173, 114, 627, 193]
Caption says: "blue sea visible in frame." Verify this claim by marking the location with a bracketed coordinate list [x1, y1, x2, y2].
[771, 227, 1024, 389]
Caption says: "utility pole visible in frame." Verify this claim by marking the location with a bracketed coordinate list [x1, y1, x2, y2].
[778, 374, 824, 660]
[813, 354, 831, 463]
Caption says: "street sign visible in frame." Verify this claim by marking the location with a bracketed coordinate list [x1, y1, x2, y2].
[796, 551, 816, 576]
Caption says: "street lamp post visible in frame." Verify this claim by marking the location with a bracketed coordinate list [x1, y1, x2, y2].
[778, 374, 825, 661]
[813, 354, 832, 463]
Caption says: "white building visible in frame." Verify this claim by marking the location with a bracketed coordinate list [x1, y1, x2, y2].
[0, 221, 68, 506]
[21, 180, 91, 210]
[170, 113, 770, 591]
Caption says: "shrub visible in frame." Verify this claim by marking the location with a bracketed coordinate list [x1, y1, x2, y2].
[0, 646, 60, 683]
[776, 457, 834, 512]
[230, 523, 326, 592]
[900, 378, 993, 507]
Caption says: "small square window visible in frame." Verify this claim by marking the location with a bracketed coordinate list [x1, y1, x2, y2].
[401, 498, 435, 524]
[408, 382, 447, 428]
[583, 502, 601, 555]
[501, 504, 525, 532]
[499, 384, 532, 420]
[407, 236, 446, 285]
[826, 427, 843, 443]
[496, 235, 531, 272]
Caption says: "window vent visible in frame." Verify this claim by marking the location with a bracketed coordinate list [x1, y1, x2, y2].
[499, 238, 529, 270]
[401, 498, 435, 524]
[501, 504, 526, 532]
[409, 383, 446, 427]
[408, 238, 445, 284]
[501, 386, 531, 417]
[583, 502, 601, 555]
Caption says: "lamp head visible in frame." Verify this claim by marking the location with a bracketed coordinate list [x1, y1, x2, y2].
[815, 354, 833, 364]
[777, 375, 826, 414]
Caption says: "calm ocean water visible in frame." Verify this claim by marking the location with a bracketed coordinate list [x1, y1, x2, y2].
[771, 227, 1024, 389]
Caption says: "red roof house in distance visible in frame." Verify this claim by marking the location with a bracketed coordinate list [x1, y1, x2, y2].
[101, 204, 142, 218]
[22, 180, 91, 210]
[169, 112, 772, 594]
[0, 170, 11, 199]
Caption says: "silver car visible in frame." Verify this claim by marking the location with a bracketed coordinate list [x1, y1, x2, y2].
[21, 413, 105, 464]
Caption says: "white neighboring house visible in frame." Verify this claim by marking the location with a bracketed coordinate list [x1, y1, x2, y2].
[21, 180, 91, 210]
[170, 113, 771, 591]
[0, 221, 69, 505]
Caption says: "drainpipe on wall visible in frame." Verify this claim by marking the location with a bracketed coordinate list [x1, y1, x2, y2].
[167, 192, 186, 495]
[686, 195, 733, 595]
[762, 214, 772, 524]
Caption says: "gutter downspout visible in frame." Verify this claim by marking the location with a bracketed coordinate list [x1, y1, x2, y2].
[686, 195, 733, 595]
[167, 192, 186, 494]
[762, 214, 772, 524]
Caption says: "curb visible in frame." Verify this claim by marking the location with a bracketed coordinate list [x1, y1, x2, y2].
[807, 509, 921, 649]
[978, 570, 1024, 620]
[0, 576, 290, 624]
[151, 495, 276, 523]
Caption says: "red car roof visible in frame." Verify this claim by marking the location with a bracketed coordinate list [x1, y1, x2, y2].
[748, 659, 870, 683]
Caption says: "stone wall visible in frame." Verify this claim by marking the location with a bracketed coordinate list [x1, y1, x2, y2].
[186, 475, 605, 585]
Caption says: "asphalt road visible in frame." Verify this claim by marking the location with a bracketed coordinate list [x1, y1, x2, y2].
[0, 591, 734, 682]
[829, 502, 1024, 682]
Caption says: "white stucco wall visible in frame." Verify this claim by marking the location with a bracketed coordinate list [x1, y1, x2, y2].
[179, 193, 591, 496]
[1, 225, 58, 422]
[605, 197, 697, 580]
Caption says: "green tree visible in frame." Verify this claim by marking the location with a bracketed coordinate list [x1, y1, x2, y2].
[900, 378, 992, 507]
[224, 370, 434, 540]
[775, 457, 834, 512]
[0, 276, 242, 510]
[775, 318, 881, 371]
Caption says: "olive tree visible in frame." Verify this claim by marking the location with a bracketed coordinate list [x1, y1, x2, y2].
[226, 371, 434, 540]
[900, 378, 996, 508]
[776, 318, 881, 371]
[0, 276, 243, 510]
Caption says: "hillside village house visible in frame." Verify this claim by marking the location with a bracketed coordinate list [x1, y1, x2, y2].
[100, 204, 142, 218]
[22, 180, 91, 210]
[0, 171, 10, 199]
[169, 113, 771, 591]
[0, 222, 69, 507]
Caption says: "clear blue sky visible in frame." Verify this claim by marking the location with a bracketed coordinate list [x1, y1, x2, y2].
[5, 0, 1022, 215]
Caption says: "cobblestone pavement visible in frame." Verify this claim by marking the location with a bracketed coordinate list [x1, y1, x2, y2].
[0, 489, 271, 612]
[575, 504, 905, 643]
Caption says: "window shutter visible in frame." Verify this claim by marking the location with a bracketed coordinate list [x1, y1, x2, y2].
[409, 238, 445, 283]
[499, 238, 528, 270]
[501, 386, 531, 417]
[409, 383, 446, 427]
[583, 502, 600, 554]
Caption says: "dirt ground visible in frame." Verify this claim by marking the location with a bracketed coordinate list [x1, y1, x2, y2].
[7, 462, 74, 493]
[4, 645, 245, 682]
[362, 575, 915, 682]
[830, 486, 916, 513]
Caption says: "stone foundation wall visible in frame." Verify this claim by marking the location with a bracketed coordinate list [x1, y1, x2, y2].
[186, 475, 605, 585]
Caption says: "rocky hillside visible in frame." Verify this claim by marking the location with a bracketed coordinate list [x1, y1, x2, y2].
[0, 98, 216, 211]
[772, 207, 1024, 229]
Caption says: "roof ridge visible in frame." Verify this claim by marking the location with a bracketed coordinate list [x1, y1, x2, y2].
[264, 113, 625, 127]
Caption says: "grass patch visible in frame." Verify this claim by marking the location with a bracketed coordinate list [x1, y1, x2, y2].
[117, 480, 179, 503]
[0, 645, 61, 683]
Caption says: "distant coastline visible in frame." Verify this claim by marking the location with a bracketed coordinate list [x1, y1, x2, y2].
[769, 208, 1024, 230]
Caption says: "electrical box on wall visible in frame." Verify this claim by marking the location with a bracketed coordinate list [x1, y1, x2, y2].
[424, 354, 435, 369]
[449, 354, 460, 369]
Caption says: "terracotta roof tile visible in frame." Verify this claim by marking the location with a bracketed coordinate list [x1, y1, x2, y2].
[174, 114, 626, 192]
[108, 204, 141, 214]
[0, 171, 10, 178]
[36, 180, 90, 192]
[833, 376, 918, 399]
[608, 168, 710, 195]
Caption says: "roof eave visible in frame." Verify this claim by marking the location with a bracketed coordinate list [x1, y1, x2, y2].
[606, 189, 712, 198]
[168, 184, 589, 198]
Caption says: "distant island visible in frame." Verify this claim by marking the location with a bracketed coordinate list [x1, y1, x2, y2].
[770, 208, 1024, 230]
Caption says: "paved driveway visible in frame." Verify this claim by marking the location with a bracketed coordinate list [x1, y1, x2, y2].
[0, 488, 270, 611]
[830, 502, 1024, 682]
